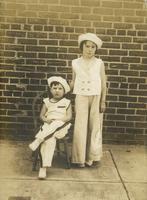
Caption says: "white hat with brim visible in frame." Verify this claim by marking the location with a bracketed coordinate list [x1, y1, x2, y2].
[47, 76, 70, 94]
[78, 33, 103, 49]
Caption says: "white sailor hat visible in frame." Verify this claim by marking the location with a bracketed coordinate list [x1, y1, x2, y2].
[47, 76, 70, 94]
[78, 33, 103, 49]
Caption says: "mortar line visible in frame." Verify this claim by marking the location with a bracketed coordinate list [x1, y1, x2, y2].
[109, 149, 131, 200]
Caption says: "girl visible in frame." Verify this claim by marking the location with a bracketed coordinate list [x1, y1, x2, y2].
[29, 76, 72, 179]
[71, 33, 107, 168]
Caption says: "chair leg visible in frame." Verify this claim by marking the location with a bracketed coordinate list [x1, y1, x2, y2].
[56, 140, 60, 156]
[32, 146, 42, 171]
[39, 147, 43, 168]
[32, 150, 39, 171]
[64, 139, 71, 169]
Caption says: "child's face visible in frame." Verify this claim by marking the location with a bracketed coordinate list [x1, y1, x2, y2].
[50, 83, 65, 100]
[82, 40, 97, 59]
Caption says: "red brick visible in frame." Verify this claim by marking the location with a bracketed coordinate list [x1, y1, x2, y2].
[6, 31, 26, 37]
[103, 43, 120, 49]
[47, 47, 67, 53]
[26, 45, 45, 52]
[126, 115, 145, 122]
[108, 76, 126, 82]
[133, 37, 147, 43]
[109, 50, 127, 56]
[137, 31, 147, 37]
[71, 6, 90, 13]
[71, 20, 91, 27]
[26, 59, 45, 65]
[109, 102, 127, 108]
[123, 2, 143, 9]
[128, 77, 145, 84]
[103, 16, 122, 22]
[124, 17, 144, 23]
[27, 32, 47, 38]
[130, 51, 147, 57]
[38, 53, 57, 59]
[117, 30, 126, 35]
[128, 103, 146, 109]
[135, 24, 147, 30]
[5, 45, 24, 51]
[81, 14, 101, 21]
[122, 43, 141, 49]
[130, 64, 147, 71]
[120, 70, 138, 76]
[47, 60, 66, 66]
[102, 1, 122, 8]
[117, 109, 135, 115]
[129, 90, 147, 97]
[34, 25, 43, 31]
[114, 23, 133, 29]
[121, 57, 140, 63]
[138, 97, 147, 103]
[108, 88, 127, 95]
[143, 45, 147, 50]
[112, 36, 131, 42]
[60, 0, 79, 5]
[49, 19, 69, 26]
[114, 9, 135, 16]
[119, 96, 137, 102]
[140, 71, 147, 77]
[142, 58, 147, 64]
[94, 22, 112, 28]
[17, 52, 37, 58]
[39, 40, 57, 45]
[102, 56, 120, 62]
[127, 30, 136, 36]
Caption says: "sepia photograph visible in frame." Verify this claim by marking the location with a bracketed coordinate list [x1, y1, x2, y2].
[0, 0, 147, 199]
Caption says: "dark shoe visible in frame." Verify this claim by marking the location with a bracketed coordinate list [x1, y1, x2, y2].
[78, 163, 85, 168]
[85, 161, 101, 168]
[71, 163, 85, 168]
[85, 163, 92, 168]
[93, 161, 101, 167]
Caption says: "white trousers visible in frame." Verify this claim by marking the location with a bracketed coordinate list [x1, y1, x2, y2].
[72, 95, 103, 164]
[35, 120, 71, 167]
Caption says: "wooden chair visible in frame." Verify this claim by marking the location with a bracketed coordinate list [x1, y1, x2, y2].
[31, 91, 72, 171]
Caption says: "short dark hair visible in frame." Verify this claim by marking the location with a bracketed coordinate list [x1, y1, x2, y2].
[50, 81, 60, 88]
[50, 81, 65, 93]
[79, 40, 98, 52]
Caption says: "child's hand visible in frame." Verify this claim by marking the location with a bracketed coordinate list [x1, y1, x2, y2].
[100, 102, 106, 113]
[44, 118, 54, 124]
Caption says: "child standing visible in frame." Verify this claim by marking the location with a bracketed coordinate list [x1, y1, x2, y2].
[29, 76, 72, 179]
[71, 33, 107, 168]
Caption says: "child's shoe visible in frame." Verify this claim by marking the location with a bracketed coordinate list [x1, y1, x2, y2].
[29, 139, 42, 151]
[77, 163, 85, 168]
[38, 167, 46, 180]
[85, 160, 93, 167]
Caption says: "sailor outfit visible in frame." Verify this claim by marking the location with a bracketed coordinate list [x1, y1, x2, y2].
[36, 97, 71, 167]
[72, 57, 104, 164]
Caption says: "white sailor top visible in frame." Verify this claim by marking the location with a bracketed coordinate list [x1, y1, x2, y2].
[72, 57, 104, 96]
[43, 97, 70, 121]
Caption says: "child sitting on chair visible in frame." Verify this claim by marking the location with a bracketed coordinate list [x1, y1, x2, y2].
[29, 76, 72, 179]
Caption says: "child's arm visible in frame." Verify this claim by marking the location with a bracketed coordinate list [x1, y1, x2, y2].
[40, 103, 52, 124]
[100, 62, 107, 113]
[61, 103, 72, 123]
[69, 70, 76, 90]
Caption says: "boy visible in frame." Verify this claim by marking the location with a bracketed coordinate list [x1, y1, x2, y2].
[29, 76, 72, 179]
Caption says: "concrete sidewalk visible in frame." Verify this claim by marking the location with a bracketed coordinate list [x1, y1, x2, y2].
[0, 140, 146, 200]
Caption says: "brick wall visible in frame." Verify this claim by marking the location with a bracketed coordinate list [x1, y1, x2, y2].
[0, 0, 147, 144]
